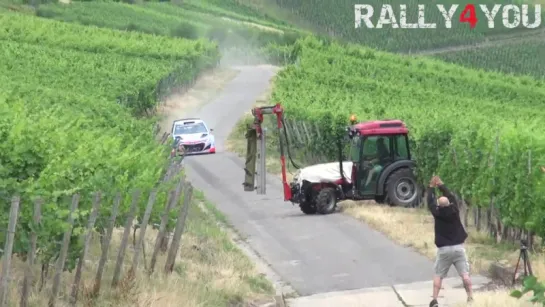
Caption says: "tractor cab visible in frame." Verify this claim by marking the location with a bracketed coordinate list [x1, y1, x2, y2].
[346, 118, 417, 205]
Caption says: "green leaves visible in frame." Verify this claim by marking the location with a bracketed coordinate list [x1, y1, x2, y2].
[511, 289, 524, 298]
[511, 275, 545, 305]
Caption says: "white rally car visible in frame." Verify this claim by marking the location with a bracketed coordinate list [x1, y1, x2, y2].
[171, 118, 216, 155]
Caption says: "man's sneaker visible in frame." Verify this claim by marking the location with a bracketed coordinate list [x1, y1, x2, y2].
[429, 299, 439, 307]
[467, 296, 474, 303]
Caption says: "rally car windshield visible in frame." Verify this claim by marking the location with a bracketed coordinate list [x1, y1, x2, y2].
[174, 123, 208, 135]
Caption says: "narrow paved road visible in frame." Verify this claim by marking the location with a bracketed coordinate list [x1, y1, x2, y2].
[183, 66, 451, 296]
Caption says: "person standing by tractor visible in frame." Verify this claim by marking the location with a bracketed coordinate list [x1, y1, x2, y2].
[427, 176, 473, 307]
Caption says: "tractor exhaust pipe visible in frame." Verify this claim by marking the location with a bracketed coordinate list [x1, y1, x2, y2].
[337, 136, 346, 185]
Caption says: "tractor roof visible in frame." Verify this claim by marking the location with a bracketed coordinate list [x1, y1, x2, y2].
[353, 120, 408, 136]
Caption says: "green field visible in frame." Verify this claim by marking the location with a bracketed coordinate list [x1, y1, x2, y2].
[433, 39, 545, 78]
[32, 0, 543, 78]
[32, 1, 307, 65]
[37, 2, 303, 47]
[173, 0, 295, 29]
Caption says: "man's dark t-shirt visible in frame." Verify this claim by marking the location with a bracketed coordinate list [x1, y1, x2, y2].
[427, 185, 468, 248]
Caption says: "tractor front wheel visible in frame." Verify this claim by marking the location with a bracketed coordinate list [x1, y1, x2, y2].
[316, 187, 337, 214]
[386, 168, 419, 207]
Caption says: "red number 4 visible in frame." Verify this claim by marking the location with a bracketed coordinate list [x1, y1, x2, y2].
[459, 4, 478, 29]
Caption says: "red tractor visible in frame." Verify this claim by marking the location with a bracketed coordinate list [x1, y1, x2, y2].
[246, 103, 421, 215]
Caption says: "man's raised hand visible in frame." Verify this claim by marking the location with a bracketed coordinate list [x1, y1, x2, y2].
[429, 176, 437, 187]
[429, 175, 443, 187]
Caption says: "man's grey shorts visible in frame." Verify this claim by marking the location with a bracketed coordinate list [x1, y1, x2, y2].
[434, 244, 470, 278]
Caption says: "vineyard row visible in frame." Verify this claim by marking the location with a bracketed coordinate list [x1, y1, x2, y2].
[0, 12, 217, 278]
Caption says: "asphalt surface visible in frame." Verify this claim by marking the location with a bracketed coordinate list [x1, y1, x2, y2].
[183, 66, 451, 296]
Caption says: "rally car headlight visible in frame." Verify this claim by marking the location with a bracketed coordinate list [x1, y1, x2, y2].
[202, 134, 212, 142]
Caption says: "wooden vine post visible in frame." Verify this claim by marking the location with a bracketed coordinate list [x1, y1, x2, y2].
[164, 183, 193, 274]
[128, 190, 157, 278]
[0, 197, 21, 307]
[49, 194, 80, 307]
[112, 190, 140, 288]
[21, 198, 42, 307]
[93, 192, 121, 296]
[70, 193, 102, 305]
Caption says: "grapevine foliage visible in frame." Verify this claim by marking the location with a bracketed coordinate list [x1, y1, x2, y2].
[0, 12, 218, 270]
[270, 0, 545, 52]
[435, 41, 545, 79]
[273, 36, 545, 237]
[511, 275, 545, 305]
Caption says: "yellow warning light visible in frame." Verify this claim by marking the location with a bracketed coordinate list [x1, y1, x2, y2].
[349, 114, 357, 122]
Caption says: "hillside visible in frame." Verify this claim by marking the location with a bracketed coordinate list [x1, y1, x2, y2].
[434, 38, 545, 78]
[0, 9, 276, 306]
[28, 0, 543, 78]
[0, 11, 220, 197]
[34, 1, 305, 65]
[0, 9, 216, 265]
[229, 0, 544, 78]
[247, 0, 542, 50]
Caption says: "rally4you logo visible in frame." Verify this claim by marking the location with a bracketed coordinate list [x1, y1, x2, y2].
[354, 3, 541, 29]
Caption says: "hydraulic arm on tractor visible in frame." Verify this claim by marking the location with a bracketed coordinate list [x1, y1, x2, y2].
[243, 103, 293, 201]
[243, 103, 421, 215]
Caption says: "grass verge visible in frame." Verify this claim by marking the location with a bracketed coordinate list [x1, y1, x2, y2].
[5, 190, 274, 307]
[341, 201, 545, 306]
[225, 79, 545, 307]
[341, 201, 545, 276]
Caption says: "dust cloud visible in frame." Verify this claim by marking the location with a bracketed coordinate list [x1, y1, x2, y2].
[216, 29, 272, 67]
[157, 69, 240, 135]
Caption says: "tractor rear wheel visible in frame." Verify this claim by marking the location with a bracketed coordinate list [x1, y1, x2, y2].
[299, 201, 317, 214]
[316, 187, 337, 214]
[386, 168, 419, 207]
